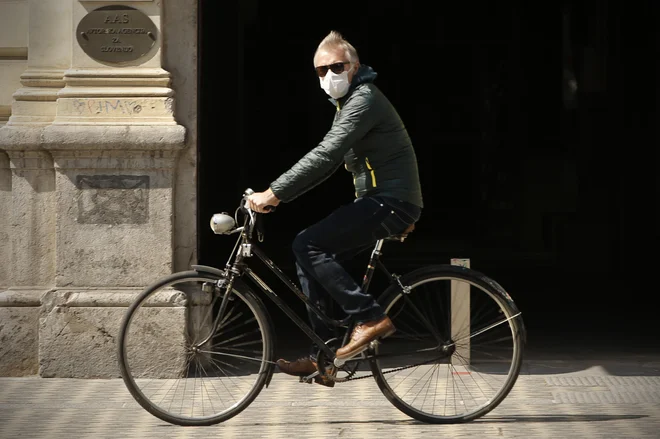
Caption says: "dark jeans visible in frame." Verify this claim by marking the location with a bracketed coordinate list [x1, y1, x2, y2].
[292, 195, 422, 357]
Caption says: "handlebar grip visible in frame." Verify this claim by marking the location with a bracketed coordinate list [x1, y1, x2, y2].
[243, 188, 276, 212]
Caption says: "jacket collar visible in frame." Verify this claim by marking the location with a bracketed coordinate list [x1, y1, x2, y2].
[328, 64, 378, 108]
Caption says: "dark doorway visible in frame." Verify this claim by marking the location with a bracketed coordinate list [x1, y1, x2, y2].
[198, 1, 658, 348]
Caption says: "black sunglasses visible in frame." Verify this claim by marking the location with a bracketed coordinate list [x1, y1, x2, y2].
[315, 62, 351, 77]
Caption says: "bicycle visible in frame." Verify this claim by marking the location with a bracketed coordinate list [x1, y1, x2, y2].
[118, 188, 526, 426]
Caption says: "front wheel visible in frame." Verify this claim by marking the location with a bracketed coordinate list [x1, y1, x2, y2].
[370, 265, 525, 423]
[117, 271, 274, 426]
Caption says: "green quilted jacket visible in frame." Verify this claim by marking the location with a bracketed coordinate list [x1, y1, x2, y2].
[270, 65, 423, 208]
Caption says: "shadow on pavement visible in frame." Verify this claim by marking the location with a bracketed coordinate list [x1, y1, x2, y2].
[274, 329, 660, 378]
[179, 413, 649, 428]
[477, 414, 649, 423]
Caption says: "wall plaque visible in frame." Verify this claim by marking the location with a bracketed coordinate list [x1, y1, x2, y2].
[76, 6, 158, 64]
[77, 175, 149, 224]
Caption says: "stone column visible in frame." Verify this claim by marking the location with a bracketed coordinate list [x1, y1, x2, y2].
[0, 0, 27, 288]
[163, 0, 198, 273]
[36, 0, 186, 378]
[0, 0, 28, 129]
[0, 153, 9, 288]
[0, 149, 54, 376]
[0, 0, 69, 376]
[0, 0, 27, 119]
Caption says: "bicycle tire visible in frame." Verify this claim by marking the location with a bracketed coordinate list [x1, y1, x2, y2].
[370, 264, 525, 423]
[118, 271, 275, 426]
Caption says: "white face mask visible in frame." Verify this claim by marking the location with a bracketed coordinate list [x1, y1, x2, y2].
[319, 66, 352, 100]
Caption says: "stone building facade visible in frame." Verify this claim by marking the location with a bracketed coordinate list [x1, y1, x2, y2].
[0, 0, 198, 377]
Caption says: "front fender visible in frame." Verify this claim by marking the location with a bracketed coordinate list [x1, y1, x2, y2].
[191, 264, 225, 278]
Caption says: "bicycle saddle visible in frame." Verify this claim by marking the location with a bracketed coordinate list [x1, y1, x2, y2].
[387, 223, 415, 242]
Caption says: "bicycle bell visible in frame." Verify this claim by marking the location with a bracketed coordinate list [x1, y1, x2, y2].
[210, 213, 235, 234]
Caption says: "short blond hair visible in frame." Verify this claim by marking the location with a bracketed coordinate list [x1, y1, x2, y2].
[313, 30, 359, 65]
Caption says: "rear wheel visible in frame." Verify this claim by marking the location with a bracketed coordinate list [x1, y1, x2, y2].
[370, 265, 525, 423]
[118, 271, 274, 426]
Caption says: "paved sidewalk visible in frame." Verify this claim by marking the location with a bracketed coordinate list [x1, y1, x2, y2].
[1, 346, 659, 438]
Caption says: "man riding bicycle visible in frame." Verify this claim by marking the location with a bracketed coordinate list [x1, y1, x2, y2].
[247, 30, 423, 387]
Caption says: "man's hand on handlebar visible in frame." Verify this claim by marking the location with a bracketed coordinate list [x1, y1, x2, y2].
[246, 188, 280, 213]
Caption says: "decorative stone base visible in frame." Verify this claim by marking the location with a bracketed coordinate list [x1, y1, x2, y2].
[0, 288, 189, 378]
[0, 290, 43, 376]
[38, 289, 187, 378]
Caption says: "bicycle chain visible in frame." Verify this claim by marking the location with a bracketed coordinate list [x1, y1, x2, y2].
[330, 356, 443, 383]
[330, 366, 358, 382]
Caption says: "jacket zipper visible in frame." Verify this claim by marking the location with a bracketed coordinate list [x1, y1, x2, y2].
[365, 157, 376, 187]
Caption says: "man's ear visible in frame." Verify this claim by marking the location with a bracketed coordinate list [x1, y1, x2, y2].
[349, 62, 360, 80]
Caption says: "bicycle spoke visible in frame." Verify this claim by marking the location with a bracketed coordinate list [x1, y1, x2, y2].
[449, 312, 521, 347]
[197, 350, 269, 365]
[197, 358, 227, 410]
[402, 294, 445, 343]
[370, 269, 523, 423]
[119, 275, 272, 425]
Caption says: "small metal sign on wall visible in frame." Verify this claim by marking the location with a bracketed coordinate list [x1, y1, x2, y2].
[76, 5, 158, 64]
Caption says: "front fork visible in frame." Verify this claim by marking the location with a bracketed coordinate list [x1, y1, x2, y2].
[194, 273, 237, 348]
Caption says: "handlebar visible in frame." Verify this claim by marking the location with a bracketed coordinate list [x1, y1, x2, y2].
[210, 188, 275, 239]
[243, 188, 276, 213]
[240, 188, 274, 241]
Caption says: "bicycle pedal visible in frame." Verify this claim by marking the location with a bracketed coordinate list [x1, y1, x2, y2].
[369, 340, 380, 349]
[300, 371, 319, 384]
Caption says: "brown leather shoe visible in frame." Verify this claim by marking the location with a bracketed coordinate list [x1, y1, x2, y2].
[335, 315, 395, 360]
[276, 357, 335, 388]
[277, 357, 316, 375]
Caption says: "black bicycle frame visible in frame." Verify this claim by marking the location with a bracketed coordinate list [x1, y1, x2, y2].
[230, 234, 393, 361]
